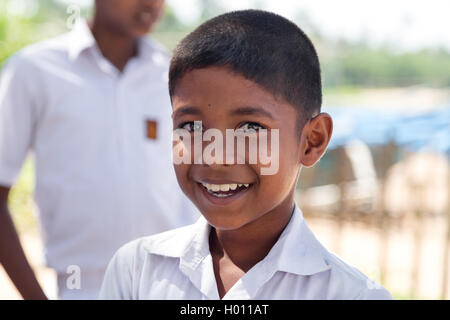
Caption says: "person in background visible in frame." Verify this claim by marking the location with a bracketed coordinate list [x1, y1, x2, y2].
[0, 0, 198, 300]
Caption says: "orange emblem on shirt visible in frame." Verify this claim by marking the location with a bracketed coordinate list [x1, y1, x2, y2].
[146, 119, 158, 140]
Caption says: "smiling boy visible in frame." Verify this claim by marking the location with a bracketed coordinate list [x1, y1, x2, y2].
[99, 10, 392, 300]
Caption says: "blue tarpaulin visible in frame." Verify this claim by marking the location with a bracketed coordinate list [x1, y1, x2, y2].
[323, 106, 450, 156]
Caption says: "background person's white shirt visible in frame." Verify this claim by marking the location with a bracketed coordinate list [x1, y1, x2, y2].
[99, 205, 393, 300]
[0, 21, 198, 294]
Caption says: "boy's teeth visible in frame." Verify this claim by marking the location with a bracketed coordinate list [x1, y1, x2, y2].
[201, 183, 250, 192]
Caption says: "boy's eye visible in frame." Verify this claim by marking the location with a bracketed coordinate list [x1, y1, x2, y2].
[179, 122, 194, 132]
[239, 122, 265, 133]
[178, 121, 202, 132]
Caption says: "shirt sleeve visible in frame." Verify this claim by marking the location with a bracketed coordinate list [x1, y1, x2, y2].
[98, 241, 137, 300]
[355, 282, 394, 300]
[0, 55, 38, 187]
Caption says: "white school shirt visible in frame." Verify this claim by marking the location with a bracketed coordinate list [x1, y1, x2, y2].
[99, 205, 393, 300]
[0, 21, 198, 274]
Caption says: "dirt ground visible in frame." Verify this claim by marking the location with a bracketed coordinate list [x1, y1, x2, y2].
[306, 214, 450, 299]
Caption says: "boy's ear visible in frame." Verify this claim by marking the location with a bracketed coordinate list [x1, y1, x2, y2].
[300, 112, 333, 167]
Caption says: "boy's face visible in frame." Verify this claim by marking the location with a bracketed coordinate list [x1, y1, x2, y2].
[171, 67, 308, 230]
[95, 0, 164, 37]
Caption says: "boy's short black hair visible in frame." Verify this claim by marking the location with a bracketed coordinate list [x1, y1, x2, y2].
[169, 9, 322, 128]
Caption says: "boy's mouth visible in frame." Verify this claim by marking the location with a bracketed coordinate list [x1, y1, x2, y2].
[200, 182, 251, 198]
[135, 11, 158, 26]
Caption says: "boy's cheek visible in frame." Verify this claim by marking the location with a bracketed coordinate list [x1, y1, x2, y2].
[173, 164, 192, 193]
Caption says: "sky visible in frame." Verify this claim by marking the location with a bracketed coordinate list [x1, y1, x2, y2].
[12, 0, 450, 52]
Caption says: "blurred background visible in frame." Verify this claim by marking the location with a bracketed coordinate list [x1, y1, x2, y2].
[0, 0, 449, 299]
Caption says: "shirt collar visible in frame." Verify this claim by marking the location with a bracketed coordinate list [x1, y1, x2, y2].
[269, 205, 331, 276]
[144, 203, 331, 277]
[68, 19, 96, 61]
[68, 19, 169, 67]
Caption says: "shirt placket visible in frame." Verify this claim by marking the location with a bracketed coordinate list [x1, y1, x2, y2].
[114, 73, 135, 237]
[221, 259, 275, 300]
[95, 50, 133, 237]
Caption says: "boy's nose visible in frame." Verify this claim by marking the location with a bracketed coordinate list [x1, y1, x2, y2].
[200, 140, 247, 167]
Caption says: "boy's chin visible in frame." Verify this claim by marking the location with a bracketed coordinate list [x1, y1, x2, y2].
[130, 28, 151, 37]
[205, 216, 251, 232]
[201, 209, 260, 232]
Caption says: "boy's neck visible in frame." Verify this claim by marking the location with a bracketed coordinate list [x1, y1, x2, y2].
[89, 20, 138, 73]
[209, 197, 295, 272]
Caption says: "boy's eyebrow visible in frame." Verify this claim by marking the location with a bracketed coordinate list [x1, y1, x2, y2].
[172, 106, 202, 120]
[231, 106, 275, 119]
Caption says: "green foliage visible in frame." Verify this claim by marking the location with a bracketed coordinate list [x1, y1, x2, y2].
[0, 5, 36, 67]
[0, 0, 66, 67]
[152, 5, 197, 50]
[8, 158, 37, 234]
[322, 44, 450, 88]
[155, 5, 190, 32]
